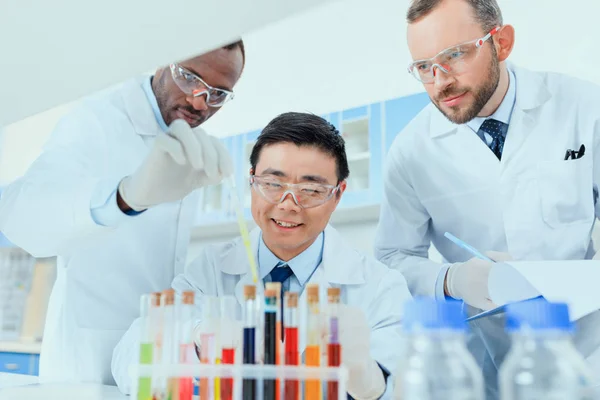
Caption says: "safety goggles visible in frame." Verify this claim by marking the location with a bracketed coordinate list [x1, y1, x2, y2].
[250, 175, 340, 209]
[170, 63, 235, 107]
[407, 27, 501, 84]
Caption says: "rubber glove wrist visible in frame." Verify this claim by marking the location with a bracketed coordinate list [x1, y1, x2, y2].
[346, 358, 386, 400]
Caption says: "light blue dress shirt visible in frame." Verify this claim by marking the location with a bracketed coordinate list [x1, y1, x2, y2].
[434, 68, 517, 300]
[90, 76, 168, 226]
[259, 231, 324, 294]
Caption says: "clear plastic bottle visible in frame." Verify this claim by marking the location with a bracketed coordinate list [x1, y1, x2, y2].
[499, 299, 594, 400]
[394, 298, 484, 400]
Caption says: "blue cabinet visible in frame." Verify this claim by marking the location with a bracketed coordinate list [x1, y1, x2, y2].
[384, 92, 431, 152]
[0, 352, 39, 375]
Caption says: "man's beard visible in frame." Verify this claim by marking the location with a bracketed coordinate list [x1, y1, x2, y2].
[433, 54, 501, 125]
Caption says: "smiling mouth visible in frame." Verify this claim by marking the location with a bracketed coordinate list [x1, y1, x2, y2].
[272, 218, 302, 228]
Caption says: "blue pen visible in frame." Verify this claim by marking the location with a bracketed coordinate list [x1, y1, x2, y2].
[444, 232, 495, 263]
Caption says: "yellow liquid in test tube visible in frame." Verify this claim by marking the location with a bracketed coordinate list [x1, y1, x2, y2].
[228, 177, 258, 283]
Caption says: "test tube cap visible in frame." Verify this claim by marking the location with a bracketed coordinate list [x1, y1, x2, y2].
[162, 289, 175, 305]
[151, 292, 162, 307]
[264, 288, 277, 298]
[265, 282, 282, 296]
[182, 291, 195, 305]
[306, 283, 319, 302]
[327, 287, 341, 303]
[244, 284, 256, 300]
[285, 292, 299, 308]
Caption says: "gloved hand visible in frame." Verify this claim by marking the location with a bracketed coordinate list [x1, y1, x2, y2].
[445, 251, 512, 311]
[119, 119, 233, 211]
[333, 304, 386, 400]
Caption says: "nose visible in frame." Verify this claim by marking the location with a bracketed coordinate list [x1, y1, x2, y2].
[186, 91, 209, 111]
[432, 64, 454, 91]
[277, 192, 301, 212]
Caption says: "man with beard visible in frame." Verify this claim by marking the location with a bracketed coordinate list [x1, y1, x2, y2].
[0, 40, 244, 386]
[374, 0, 600, 397]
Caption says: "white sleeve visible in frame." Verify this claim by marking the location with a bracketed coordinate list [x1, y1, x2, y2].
[373, 146, 450, 298]
[0, 107, 127, 258]
[112, 317, 142, 395]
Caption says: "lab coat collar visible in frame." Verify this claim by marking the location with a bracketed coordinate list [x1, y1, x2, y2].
[121, 76, 164, 137]
[429, 63, 551, 138]
[220, 224, 366, 284]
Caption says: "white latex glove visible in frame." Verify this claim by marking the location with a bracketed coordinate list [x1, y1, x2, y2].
[335, 304, 386, 400]
[446, 251, 512, 311]
[119, 119, 233, 211]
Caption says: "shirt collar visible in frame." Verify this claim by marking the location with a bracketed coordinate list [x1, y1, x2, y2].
[142, 76, 169, 133]
[466, 67, 516, 134]
[258, 232, 325, 286]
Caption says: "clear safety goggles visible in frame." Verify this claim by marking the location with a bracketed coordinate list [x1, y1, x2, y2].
[407, 27, 501, 83]
[250, 175, 340, 209]
[170, 63, 235, 107]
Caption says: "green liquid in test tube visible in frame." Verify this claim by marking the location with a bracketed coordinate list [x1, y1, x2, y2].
[138, 294, 157, 400]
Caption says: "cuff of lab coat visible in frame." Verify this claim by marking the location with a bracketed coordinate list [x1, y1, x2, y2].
[90, 181, 143, 227]
[434, 264, 452, 301]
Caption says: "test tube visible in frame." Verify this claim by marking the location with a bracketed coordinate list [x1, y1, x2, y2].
[305, 284, 322, 400]
[327, 288, 341, 400]
[263, 288, 278, 399]
[284, 292, 300, 400]
[242, 285, 257, 400]
[137, 294, 153, 400]
[220, 295, 239, 400]
[178, 291, 196, 400]
[149, 292, 164, 400]
[197, 296, 220, 400]
[265, 282, 282, 400]
[161, 289, 178, 400]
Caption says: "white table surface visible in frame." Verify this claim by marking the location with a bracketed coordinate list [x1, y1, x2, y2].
[0, 373, 127, 400]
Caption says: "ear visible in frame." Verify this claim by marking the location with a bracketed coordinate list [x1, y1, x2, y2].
[494, 24, 515, 62]
[334, 181, 347, 203]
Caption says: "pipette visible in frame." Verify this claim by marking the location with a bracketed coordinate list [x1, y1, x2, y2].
[227, 176, 259, 283]
[444, 232, 494, 263]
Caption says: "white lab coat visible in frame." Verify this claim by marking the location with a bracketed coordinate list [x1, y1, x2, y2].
[112, 225, 412, 398]
[0, 77, 199, 385]
[374, 64, 600, 397]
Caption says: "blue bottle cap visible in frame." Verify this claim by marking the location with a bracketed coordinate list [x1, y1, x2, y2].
[505, 298, 573, 332]
[403, 297, 467, 332]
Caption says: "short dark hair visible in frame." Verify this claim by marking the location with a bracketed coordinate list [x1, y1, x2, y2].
[250, 112, 350, 183]
[406, 0, 503, 33]
[222, 39, 246, 65]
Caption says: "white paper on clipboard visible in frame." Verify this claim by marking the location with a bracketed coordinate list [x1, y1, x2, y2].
[468, 260, 600, 322]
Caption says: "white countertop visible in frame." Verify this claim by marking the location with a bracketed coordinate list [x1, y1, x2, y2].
[0, 373, 126, 399]
[0, 341, 42, 354]
[0, 372, 39, 388]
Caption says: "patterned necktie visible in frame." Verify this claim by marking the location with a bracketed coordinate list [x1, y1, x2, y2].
[478, 118, 508, 160]
[269, 263, 294, 340]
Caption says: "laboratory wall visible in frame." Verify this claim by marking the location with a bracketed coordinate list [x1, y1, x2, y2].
[3, 0, 600, 182]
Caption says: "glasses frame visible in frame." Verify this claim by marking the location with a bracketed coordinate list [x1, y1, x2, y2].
[169, 63, 235, 107]
[249, 175, 340, 209]
[407, 26, 502, 83]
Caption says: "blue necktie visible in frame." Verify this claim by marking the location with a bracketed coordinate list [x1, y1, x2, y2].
[478, 118, 508, 160]
[269, 263, 293, 340]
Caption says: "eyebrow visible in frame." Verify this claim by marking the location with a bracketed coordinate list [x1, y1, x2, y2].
[260, 168, 331, 184]
[180, 65, 233, 92]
